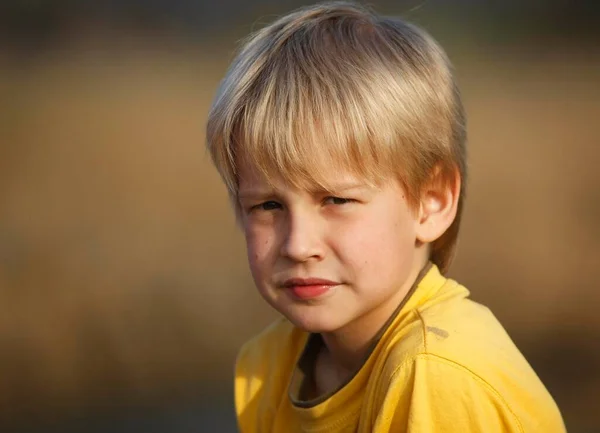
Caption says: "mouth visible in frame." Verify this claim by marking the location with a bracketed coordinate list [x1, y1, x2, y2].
[281, 277, 340, 300]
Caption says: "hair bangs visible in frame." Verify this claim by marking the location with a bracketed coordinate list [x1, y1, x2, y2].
[233, 40, 399, 194]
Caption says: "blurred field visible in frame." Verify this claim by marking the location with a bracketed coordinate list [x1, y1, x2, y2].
[0, 32, 599, 433]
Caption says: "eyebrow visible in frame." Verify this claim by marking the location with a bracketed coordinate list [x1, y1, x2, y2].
[237, 189, 275, 201]
[311, 182, 373, 194]
[239, 182, 371, 198]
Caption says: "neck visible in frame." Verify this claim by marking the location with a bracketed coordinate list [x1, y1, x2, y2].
[320, 258, 428, 373]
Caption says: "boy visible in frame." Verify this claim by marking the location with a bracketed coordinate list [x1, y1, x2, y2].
[206, 2, 565, 432]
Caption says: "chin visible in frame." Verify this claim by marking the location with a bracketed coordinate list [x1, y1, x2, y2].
[284, 309, 346, 334]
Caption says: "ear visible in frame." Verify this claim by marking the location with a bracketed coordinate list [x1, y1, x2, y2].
[415, 165, 461, 244]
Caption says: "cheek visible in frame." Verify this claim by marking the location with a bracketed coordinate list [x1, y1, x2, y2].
[244, 225, 277, 276]
[335, 210, 415, 277]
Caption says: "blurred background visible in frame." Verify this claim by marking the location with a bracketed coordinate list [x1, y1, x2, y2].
[0, 0, 599, 432]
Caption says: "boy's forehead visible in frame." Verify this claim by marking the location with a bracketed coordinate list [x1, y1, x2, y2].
[236, 155, 379, 194]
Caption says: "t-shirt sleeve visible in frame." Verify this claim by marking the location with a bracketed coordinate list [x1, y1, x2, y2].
[373, 353, 561, 433]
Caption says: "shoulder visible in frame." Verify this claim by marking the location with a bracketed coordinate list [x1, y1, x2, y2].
[378, 278, 565, 431]
[415, 281, 533, 383]
[382, 276, 527, 373]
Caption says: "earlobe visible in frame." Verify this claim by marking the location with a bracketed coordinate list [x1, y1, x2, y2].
[416, 168, 460, 244]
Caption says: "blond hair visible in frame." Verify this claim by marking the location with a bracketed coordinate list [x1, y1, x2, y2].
[206, 1, 467, 273]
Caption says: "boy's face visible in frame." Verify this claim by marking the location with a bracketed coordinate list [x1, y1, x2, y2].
[237, 159, 427, 334]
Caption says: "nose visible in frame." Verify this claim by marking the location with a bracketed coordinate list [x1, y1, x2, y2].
[279, 209, 324, 262]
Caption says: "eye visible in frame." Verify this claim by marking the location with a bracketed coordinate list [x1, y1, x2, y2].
[252, 201, 282, 211]
[324, 196, 354, 205]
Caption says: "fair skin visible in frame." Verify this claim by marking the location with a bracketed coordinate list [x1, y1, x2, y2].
[237, 158, 460, 396]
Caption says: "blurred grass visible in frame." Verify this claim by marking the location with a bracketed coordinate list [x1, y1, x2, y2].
[0, 38, 599, 431]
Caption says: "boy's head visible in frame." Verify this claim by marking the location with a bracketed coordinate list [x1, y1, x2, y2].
[207, 2, 466, 281]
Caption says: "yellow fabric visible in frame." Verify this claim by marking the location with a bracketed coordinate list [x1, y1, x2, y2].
[234, 265, 565, 432]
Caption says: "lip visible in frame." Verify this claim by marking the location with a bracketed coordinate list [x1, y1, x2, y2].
[282, 277, 339, 300]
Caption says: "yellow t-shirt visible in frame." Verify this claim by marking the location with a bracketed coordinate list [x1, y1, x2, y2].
[234, 265, 565, 432]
